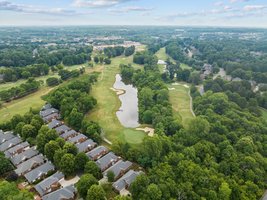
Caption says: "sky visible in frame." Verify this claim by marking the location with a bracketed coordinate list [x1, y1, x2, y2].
[0, 0, 267, 27]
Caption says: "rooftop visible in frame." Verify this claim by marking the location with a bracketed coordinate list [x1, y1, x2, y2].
[86, 146, 108, 160]
[4, 141, 29, 158]
[0, 132, 15, 144]
[48, 119, 62, 129]
[103, 160, 132, 180]
[96, 152, 119, 171]
[68, 134, 87, 144]
[0, 137, 22, 152]
[24, 162, 55, 183]
[42, 185, 76, 200]
[15, 154, 45, 175]
[55, 125, 71, 134]
[75, 139, 97, 153]
[60, 130, 78, 140]
[11, 148, 39, 166]
[40, 108, 59, 118]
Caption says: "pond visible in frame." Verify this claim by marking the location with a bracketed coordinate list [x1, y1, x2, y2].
[113, 74, 140, 128]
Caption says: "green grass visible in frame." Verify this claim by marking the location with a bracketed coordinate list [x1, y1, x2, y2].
[180, 63, 192, 70]
[0, 87, 53, 123]
[261, 108, 267, 121]
[86, 55, 145, 144]
[168, 83, 195, 126]
[0, 74, 60, 92]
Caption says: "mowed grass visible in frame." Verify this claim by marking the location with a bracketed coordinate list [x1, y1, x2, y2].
[0, 87, 53, 123]
[0, 74, 60, 92]
[261, 108, 267, 121]
[86, 56, 145, 145]
[168, 83, 195, 126]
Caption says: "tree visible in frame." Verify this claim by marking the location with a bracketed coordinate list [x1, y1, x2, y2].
[63, 142, 78, 155]
[53, 149, 67, 168]
[94, 56, 99, 64]
[0, 181, 33, 200]
[145, 184, 162, 200]
[77, 174, 98, 199]
[44, 140, 61, 161]
[84, 161, 102, 179]
[75, 152, 89, 172]
[15, 122, 26, 135]
[0, 153, 13, 175]
[86, 185, 106, 200]
[104, 58, 111, 65]
[21, 124, 36, 140]
[67, 108, 83, 130]
[218, 182, 232, 200]
[46, 77, 60, 86]
[107, 171, 115, 182]
[36, 126, 58, 153]
[60, 153, 75, 176]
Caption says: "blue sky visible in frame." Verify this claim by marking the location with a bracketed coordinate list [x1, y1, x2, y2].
[0, 0, 266, 27]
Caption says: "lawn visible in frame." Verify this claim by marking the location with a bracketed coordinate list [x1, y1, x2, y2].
[86, 55, 145, 145]
[0, 74, 60, 92]
[168, 83, 195, 126]
[261, 108, 267, 121]
[0, 87, 53, 123]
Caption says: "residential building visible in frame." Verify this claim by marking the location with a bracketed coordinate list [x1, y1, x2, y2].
[96, 152, 119, 172]
[68, 134, 87, 144]
[86, 146, 108, 161]
[24, 162, 55, 183]
[48, 119, 62, 129]
[60, 130, 78, 140]
[0, 137, 22, 152]
[40, 108, 59, 118]
[75, 139, 97, 153]
[11, 148, 39, 166]
[55, 125, 71, 134]
[0, 131, 15, 144]
[4, 141, 29, 158]
[103, 160, 132, 180]
[42, 185, 76, 200]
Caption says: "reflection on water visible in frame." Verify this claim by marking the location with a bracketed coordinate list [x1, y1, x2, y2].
[113, 74, 139, 128]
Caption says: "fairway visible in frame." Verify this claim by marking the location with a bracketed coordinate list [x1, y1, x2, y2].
[261, 108, 267, 121]
[168, 83, 195, 126]
[86, 56, 146, 145]
[0, 87, 53, 123]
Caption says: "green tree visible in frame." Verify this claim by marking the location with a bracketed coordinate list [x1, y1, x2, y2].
[44, 140, 61, 161]
[60, 153, 75, 176]
[86, 185, 106, 200]
[0, 153, 13, 175]
[75, 152, 89, 172]
[77, 174, 98, 199]
[145, 184, 162, 200]
[53, 149, 67, 168]
[21, 124, 36, 140]
[84, 161, 102, 179]
[218, 182, 232, 200]
[67, 108, 83, 130]
[107, 171, 115, 182]
[63, 142, 78, 155]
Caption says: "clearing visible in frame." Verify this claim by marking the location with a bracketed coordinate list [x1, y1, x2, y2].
[168, 83, 195, 126]
[86, 55, 145, 145]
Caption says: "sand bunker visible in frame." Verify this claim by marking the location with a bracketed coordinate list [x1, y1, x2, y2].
[110, 87, 125, 96]
[136, 127, 155, 137]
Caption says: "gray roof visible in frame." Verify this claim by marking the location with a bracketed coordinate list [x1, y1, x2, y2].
[76, 139, 97, 153]
[68, 134, 87, 144]
[40, 108, 59, 118]
[112, 170, 143, 192]
[86, 146, 108, 160]
[48, 119, 62, 129]
[4, 141, 29, 158]
[60, 130, 78, 140]
[15, 154, 45, 175]
[55, 125, 71, 134]
[43, 113, 60, 123]
[42, 185, 76, 200]
[96, 152, 119, 171]
[0, 132, 15, 144]
[11, 148, 39, 166]
[104, 160, 132, 180]
[25, 162, 55, 183]
[34, 171, 64, 196]
[0, 137, 22, 152]
[42, 104, 52, 111]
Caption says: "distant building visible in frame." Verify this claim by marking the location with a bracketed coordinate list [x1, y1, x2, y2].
[103, 160, 132, 180]
[75, 139, 97, 153]
[42, 185, 76, 200]
[86, 146, 108, 161]
[24, 162, 55, 183]
[96, 152, 119, 172]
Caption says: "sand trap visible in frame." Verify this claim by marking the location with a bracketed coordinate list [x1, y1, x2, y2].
[183, 84, 189, 88]
[168, 88, 175, 90]
[136, 127, 154, 137]
[110, 87, 125, 96]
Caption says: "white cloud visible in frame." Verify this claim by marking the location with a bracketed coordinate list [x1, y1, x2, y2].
[229, 0, 251, 3]
[214, 1, 224, 6]
[73, 0, 136, 8]
[0, 1, 81, 15]
[243, 5, 267, 11]
[109, 6, 153, 13]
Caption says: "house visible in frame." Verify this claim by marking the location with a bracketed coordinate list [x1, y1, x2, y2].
[55, 125, 71, 134]
[157, 60, 167, 65]
[0, 132, 15, 144]
[232, 77, 242, 82]
[112, 170, 143, 193]
[103, 160, 132, 180]
[41, 104, 52, 111]
[201, 64, 213, 79]
[60, 130, 78, 140]
[86, 146, 109, 161]
[75, 139, 97, 153]
[42, 185, 76, 200]
[24, 162, 55, 183]
[68, 134, 87, 144]
[43, 113, 60, 123]
[40, 108, 59, 118]
[96, 152, 119, 172]
[15, 154, 45, 176]
[34, 172, 64, 197]
[4, 141, 29, 158]
[48, 119, 62, 129]
[0, 137, 22, 152]
[11, 148, 39, 166]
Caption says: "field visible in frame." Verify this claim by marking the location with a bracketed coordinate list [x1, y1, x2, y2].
[86, 55, 145, 145]
[168, 83, 195, 126]
[0, 87, 53, 123]
[261, 108, 267, 121]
